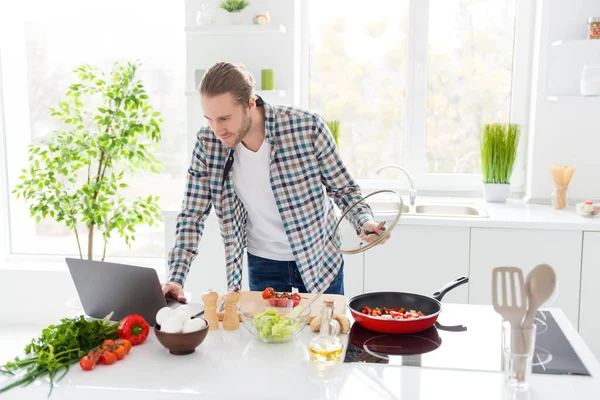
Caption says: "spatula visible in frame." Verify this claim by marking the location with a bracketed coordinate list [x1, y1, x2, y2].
[492, 266, 527, 325]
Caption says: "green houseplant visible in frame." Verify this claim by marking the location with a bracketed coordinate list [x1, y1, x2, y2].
[480, 122, 520, 203]
[326, 120, 340, 147]
[219, 0, 250, 24]
[13, 61, 164, 260]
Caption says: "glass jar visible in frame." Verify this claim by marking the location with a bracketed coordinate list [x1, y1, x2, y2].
[588, 17, 600, 39]
[196, 4, 215, 26]
[308, 300, 343, 367]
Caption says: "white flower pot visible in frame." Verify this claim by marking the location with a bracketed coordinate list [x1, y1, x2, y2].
[229, 12, 243, 25]
[483, 183, 510, 203]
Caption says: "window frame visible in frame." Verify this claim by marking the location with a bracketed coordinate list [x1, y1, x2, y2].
[300, 0, 535, 194]
[0, 48, 11, 265]
[0, 8, 178, 266]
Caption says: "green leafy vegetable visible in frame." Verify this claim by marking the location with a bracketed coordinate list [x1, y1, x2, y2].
[252, 307, 302, 341]
[0, 314, 119, 396]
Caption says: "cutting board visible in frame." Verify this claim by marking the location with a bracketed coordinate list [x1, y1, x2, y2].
[218, 291, 347, 323]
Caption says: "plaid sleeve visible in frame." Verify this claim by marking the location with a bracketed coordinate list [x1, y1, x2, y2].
[312, 115, 374, 233]
[167, 133, 213, 287]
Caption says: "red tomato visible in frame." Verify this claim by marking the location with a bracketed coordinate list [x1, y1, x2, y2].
[102, 340, 116, 351]
[118, 339, 132, 354]
[114, 345, 126, 360]
[79, 356, 95, 371]
[292, 293, 301, 307]
[102, 351, 117, 365]
[262, 287, 274, 299]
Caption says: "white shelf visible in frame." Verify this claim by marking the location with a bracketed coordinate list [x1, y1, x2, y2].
[184, 24, 286, 35]
[548, 95, 600, 101]
[551, 39, 600, 47]
[185, 89, 286, 97]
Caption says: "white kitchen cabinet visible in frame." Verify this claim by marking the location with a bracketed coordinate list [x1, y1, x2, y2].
[579, 231, 600, 361]
[338, 219, 365, 299]
[469, 228, 582, 328]
[364, 225, 471, 304]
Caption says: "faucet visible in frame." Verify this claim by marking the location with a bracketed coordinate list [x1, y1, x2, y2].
[376, 164, 417, 206]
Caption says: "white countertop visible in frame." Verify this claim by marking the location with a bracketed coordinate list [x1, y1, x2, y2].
[162, 196, 600, 231]
[2, 304, 599, 400]
[391, 197, 600, 231]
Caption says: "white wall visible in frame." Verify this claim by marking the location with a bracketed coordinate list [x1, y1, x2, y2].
[526, 0, 600, 203]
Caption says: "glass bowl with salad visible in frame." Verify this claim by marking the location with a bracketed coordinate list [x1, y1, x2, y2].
[239, 298, 311, 343]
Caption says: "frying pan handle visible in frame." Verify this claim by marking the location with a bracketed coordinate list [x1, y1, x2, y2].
[435, 321, 467, 332]
[432, 276, 468, 302]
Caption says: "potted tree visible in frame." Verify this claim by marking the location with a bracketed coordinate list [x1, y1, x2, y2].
[219, 0, 250, 25]
[480, 122, 520, 203]
[13, 60, 164, 261]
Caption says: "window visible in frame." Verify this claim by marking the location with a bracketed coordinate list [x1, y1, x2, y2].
[0, 0, 186, 259]
[307, 0, 530, 191]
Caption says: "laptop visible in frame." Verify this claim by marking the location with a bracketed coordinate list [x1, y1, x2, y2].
[65, 258, 203, 326]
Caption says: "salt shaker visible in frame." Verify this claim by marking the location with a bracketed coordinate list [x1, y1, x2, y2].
[222, 291, 240, 331]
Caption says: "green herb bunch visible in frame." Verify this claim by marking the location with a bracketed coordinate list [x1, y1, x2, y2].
[0, 314, 119, 396]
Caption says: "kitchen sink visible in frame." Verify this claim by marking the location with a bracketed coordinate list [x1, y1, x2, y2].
[365, 200, 488, 218]
[414, 204, 487, 217]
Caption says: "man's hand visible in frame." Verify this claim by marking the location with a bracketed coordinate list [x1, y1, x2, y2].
[161, 281, 187, 303]
[359, 220, 390, 245]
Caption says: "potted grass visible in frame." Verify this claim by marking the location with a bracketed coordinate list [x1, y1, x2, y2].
[326, 120, 340, 147]
[480, 123, 520, 203]
[219, 0, 250, 25]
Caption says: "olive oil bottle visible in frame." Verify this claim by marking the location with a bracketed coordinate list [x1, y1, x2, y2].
[308, 300, 343, 366]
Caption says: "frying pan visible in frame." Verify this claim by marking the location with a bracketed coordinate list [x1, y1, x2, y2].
[347, 276, 468, 334]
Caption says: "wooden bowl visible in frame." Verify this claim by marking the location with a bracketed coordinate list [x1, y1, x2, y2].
[154, 317, 209, 355]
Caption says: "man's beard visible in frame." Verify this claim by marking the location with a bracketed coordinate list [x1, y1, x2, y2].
[231, 113, 252, 147]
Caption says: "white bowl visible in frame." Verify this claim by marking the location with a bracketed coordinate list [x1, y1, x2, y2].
[576, 202, 600, 217]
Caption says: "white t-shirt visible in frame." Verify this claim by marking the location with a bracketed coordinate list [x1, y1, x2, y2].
[232, 139, 295, 261]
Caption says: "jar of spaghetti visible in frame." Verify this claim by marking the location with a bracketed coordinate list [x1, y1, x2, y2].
[589, 17, 600, 39]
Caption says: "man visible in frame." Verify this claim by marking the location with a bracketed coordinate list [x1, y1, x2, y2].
[162, 62, 388, 302]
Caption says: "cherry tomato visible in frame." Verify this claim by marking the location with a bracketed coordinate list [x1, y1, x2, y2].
[292, 293, 301, 303]
[114, 345, 126, 360]
[102, 351, 117, 365]
[79, 355, 95, 371]
[118, 339, 132, 354]
[261, 287, 275, 299]
[102, 340, 116, 351]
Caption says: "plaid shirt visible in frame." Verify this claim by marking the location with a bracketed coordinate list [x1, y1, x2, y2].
[167, 96, 374, 293]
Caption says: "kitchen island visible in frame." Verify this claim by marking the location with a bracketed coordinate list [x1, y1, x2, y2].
[1, 304, 599, 400]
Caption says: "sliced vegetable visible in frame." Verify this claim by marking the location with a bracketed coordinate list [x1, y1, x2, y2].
[261, 288, 302, 307]
[360, 306, 425, 319]
[252, 307, 302, 341]
[117, 314, 150, 345]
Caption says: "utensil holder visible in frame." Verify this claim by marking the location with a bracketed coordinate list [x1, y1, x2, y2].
[551, 185, 568, 209]
[502, 321, 537, 390]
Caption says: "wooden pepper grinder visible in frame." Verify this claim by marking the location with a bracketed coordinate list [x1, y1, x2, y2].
[222, 290, 240, 331]
[202, 289, 219, 330]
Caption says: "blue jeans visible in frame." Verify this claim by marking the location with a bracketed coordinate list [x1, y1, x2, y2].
[247, 252, 344, 295]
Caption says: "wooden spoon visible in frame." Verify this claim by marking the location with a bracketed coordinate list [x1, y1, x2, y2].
[522, 263, 557, 330]
[516, 263, 557, 380]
